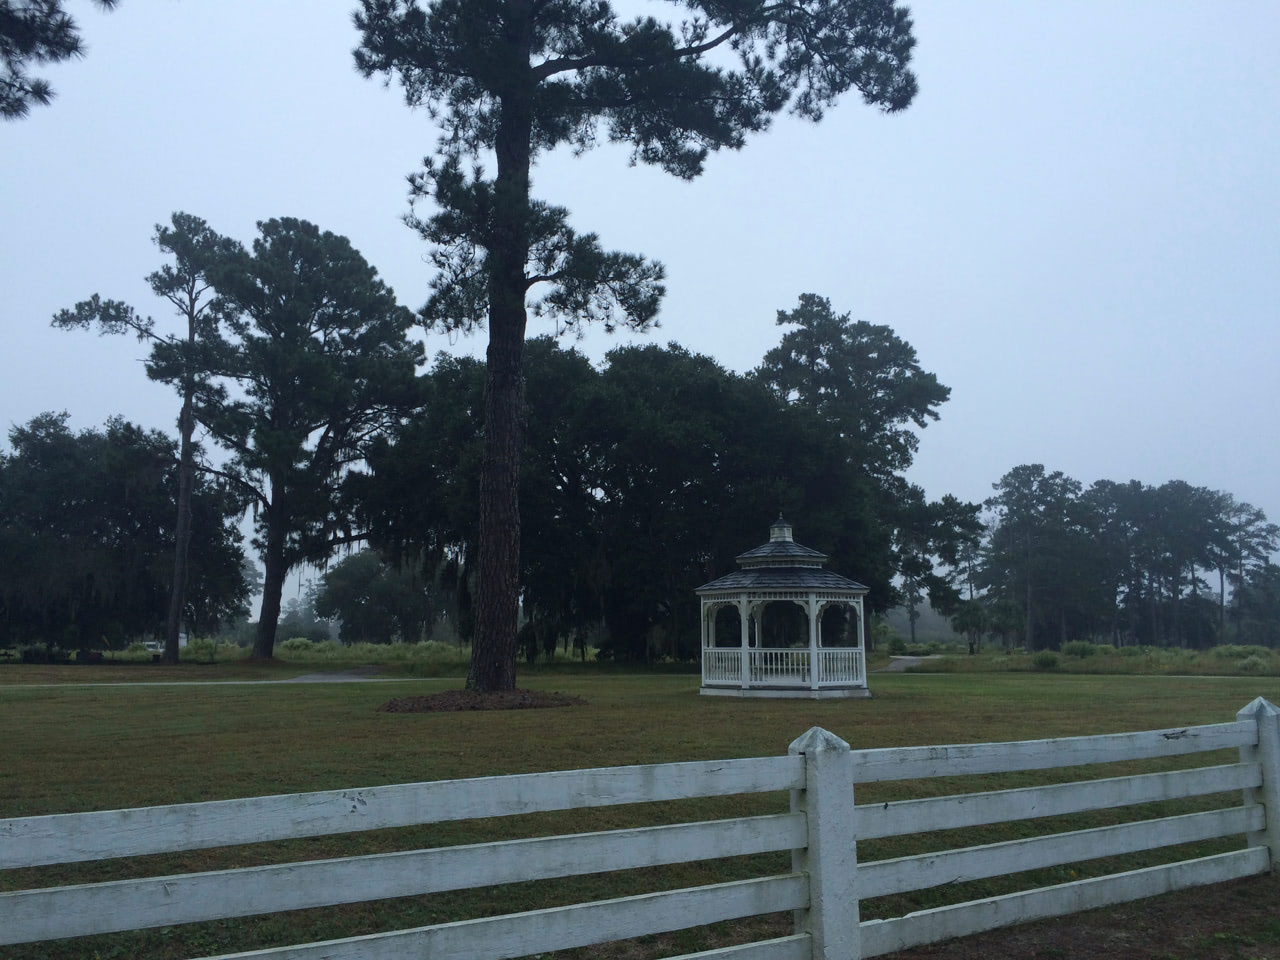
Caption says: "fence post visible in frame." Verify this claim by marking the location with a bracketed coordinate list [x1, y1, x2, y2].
[1237, 697, 1280, 868]
[789, 726, 859, 960]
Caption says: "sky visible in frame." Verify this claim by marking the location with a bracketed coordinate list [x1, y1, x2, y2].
[4, 1, 1279, 544]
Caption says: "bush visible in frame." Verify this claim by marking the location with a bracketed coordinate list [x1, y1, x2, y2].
[279, 637, 314, 652]
[1236, 654, 1268, 674]
[1117, 645, 1144, 657]
[1213, 644, 1267, 660]
[1031, 651, 1060, 671]
[1062, 641, 1097, 659]
[181, 638, 219, 663]
[887, 636, 907, 655]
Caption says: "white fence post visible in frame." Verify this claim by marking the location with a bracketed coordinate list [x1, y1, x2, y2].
[1238, 697, 1280, 868]
[789, 726, 859, 960]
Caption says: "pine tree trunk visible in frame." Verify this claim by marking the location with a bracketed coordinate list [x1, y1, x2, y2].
[162, 385, 195, 665]
[253, 496, 288, 659]
[468, 61, 532, 693]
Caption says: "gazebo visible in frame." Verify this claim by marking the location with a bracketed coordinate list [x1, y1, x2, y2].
[697, 516, 871, 698]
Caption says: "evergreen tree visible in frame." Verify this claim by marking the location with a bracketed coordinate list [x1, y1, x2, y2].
[1, 0, 117, 119]
[163, 218, 423, 659]
[353, 0, 918, 690]
[53, 212, 240, 663]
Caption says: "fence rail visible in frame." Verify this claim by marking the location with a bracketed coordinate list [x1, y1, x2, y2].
[3, 699, 1278, 960]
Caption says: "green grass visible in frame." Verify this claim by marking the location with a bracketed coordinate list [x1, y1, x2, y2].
[2, 672, 1279, 959]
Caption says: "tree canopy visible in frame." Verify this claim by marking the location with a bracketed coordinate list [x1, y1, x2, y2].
[353, 0, 919, 690]
[0, 413, 248, 650]
[161, 217, 424, 659]
[354, 302, 966, 663]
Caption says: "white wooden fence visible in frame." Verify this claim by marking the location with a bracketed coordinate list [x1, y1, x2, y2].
[3, 697, 1279, 959]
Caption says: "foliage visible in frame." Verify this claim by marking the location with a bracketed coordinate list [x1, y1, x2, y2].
[1062, 641, 1098, 658]
[757, 295, 980, 614]
[354, 0, 919, 691]
[355, 324, 961, 662]
[0, 413, 248, 649]
[1031, 651, 1060, 670]
[53, 212, 242, 662]
[311, 549, 433, 644]
[153, 216, 424, 659]
[974, 465, 1278, 652]
[0, 0, 117, 119]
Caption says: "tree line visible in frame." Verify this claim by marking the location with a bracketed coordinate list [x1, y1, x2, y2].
[955, 465, 1280, 651]
[6, 280, 973, 662]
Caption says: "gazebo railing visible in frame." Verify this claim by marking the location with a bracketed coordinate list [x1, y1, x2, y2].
[701, 648, 866, 688]
[818, 648, 863, 684]
[703, 648, 740, 683]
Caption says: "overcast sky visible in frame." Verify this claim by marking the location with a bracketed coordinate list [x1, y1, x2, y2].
[4, 1, 1278, 541]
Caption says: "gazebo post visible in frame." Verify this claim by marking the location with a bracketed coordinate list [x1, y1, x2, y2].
[856, 596, 866, 682]
[807, 594, 820, 691]
[739, 594, 750, 690]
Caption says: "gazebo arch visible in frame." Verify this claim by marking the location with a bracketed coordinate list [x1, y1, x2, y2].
[696, 517, 871, 698]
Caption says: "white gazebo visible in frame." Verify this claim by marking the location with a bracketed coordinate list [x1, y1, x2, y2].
[697, 517, 870, 698]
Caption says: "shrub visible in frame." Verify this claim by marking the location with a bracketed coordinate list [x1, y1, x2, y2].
[181, 638, 219, 663]
[1031, 651, 1060, 671]
[1236, 654, 1268, 674]
[887, 636, 907, 655]
[279, 637, 314, 652]
[1213, 644, 1266, 660]
[1117, 645, 1143, 657]
[1062, 641, 1097, 659]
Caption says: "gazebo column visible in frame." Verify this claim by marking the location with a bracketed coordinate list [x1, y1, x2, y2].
[807, 594, 820, 691]
[739, 594, 750, 690]
[855, 596, 866, 684]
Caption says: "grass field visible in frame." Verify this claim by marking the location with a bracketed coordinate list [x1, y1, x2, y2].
[3, 669, 1279, 959]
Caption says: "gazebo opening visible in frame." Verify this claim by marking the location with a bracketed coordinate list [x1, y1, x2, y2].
[696, 517, 871, 699]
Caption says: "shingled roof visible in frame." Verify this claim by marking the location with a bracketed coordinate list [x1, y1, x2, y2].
[697, 516, 868, 595]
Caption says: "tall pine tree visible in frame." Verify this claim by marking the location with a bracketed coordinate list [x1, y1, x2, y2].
[354, 0, 918, 690]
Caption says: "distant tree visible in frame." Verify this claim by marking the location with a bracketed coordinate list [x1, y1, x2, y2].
[1, 0, 117, 119]
[758, 294, 949, 479]
[0, 413, 247, 649]
[757, 294, 975, 610]
[312, 549, 433, 644]
[354, 0, 918, 692]
[53, 212, 240, 664]
[982, 465, 1102, 650]
[161, 217, 423, 660]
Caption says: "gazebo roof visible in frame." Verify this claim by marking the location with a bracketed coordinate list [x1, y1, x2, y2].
[696, 516, 868, 595]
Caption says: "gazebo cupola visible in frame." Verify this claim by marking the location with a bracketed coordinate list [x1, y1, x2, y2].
[696, 516, 871, 699]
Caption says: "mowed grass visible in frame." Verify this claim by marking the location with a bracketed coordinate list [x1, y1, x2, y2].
[3, 671, 1279, 959]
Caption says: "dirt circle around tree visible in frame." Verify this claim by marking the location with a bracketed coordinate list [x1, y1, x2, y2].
[377, 689, 587, 713]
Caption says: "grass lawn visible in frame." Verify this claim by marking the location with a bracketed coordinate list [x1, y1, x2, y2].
[3, 670, 1279, 959]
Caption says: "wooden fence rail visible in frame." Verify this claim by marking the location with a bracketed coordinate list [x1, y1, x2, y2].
[3, 698, 1279, 960]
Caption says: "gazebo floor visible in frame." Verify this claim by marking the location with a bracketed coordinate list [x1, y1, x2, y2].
[698, 685, 872, 700]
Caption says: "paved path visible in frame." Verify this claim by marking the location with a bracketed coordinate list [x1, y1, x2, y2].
[0, 668, 418, 690]
[874, 655, 939, 672]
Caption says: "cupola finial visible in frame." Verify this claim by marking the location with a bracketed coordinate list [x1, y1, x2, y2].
[769, 514, 793, 542]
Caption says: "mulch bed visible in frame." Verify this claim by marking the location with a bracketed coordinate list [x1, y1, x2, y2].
[377, 689, 586, 713]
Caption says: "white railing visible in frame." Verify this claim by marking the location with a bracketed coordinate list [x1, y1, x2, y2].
[751, 649, 810, 684]
[4, 699, 1279, 960]
[703, 647, 741, 682]
[817, 648, 862, 684]
[701, 648, 866, 687]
